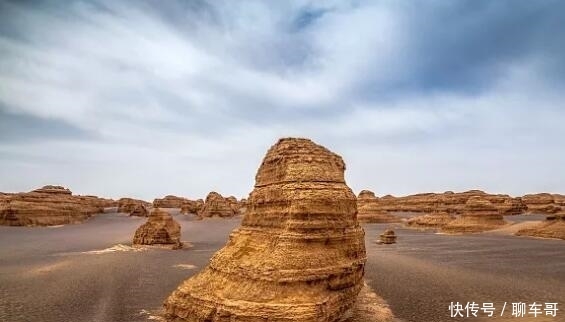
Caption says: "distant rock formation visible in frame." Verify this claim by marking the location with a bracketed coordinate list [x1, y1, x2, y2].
[0, 186, 109, 226]
[355, 189, 528, 216]
[129, 204, 149, 217]
[164, 138, 366, 322]
[133, 208, 182, 248]
[197, 192, 237, 218]
[406, 211, 455, 229]
[442, 196, 507, 233]
[522, 193, 561, 214]
[226, 196, 241, 214]
[117, 198, 151, 213]
[179, 199, 204, 215]
[357, 190, 402, 223]
[153, 195, 189, 208]
[377, 229, 397, 244]
[515, 213, 565, 240]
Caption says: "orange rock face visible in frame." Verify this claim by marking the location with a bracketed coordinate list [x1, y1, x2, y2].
[441, 196, 507, 233]
[129, 204, 149, 217]
[117, 198, 151, 213]
[406, 211, 455, 229]
[163, 138, 366, 322]
[356, 190, 402, 223]
[197, 192, 237, 218]
[516, 214, 565, 240]
[153, 195, 190, 208]
[357, 190, 527, 216]
[522, 193, 561, 214]
[180, 199, 204, 215]
[132, 208, 182, 248]
[0, 186, 109, 226]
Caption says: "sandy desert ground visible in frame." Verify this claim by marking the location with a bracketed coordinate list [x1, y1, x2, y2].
[0, 211, 563, 322]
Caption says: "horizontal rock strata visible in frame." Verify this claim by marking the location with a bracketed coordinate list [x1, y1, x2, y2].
[163, 137, 366, 322]
[0, 186, 111, 226]
[133, 208, 182, 248]
[442, 196, 507, 233]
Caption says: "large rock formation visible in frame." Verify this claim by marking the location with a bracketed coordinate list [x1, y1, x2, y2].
[442, 196, 507, 233]
[197, 192, 237, 218]
[164, 138, 366, 322]
[522, 193, 561, 214]
[356, 190, 402, 223]
[0, 186, 109, 226]
[153, 195, 190, 208]
[355, 190, 527, 216]
[117, 198, 151, 213]
[133, 208, 182, 248]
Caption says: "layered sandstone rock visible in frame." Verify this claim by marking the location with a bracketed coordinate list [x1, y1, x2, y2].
[132, 208, 182, 248]
[0, 186, 107, 226]
[197, 192, 237, 218]
[226, 196, 241, 214]
[153, 195, 189, 208]
[377, 229, 397, 244]
[357, 190, 527, 216]
[130, 204, 149, 217]
[117, 198, 151, 213]
[522, 193, 561, 214]
[406, 211, 455, 229]
[357, 190, 402, 223]
[180, 199, 203, 215]
[515, 214, 565, 240]
[164, 137, 366, 322]
[442, 196, 507, 233]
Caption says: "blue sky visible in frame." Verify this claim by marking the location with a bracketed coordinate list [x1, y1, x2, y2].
[1, 0, 564, 200]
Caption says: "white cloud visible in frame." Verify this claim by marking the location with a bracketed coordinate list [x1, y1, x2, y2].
[0, 0, 564, 199]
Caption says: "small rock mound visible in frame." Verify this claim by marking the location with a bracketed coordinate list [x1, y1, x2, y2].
[377, 229, 397, 244]
[132, 208, 182, 249]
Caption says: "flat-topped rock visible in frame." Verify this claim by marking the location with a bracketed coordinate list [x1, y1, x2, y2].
[357, 190, 402, 223]
[0, 186, 109, 226]
[117, 198, 151, 213]
[442, 196, 507, 233]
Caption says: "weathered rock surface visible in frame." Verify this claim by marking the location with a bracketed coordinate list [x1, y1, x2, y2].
[129, 204, 149, 217]
[117, 198, 151, 213]
[132, 208, 182, 248]
[356, 189, 527, 216]
[522, 193, 561, 214]
[406, 211, 455, 229]
[0, 186, 110, 226]
[515, 213, 565, 240]
[164, 137, 366, 322]
[357, 190, 402, 223]
[153, 195, 190, 208]
[377, 229, 397, 244]
[180, 199, 204, 215]
[442, 196, 507, 233]
[197, 192, 237, 218]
